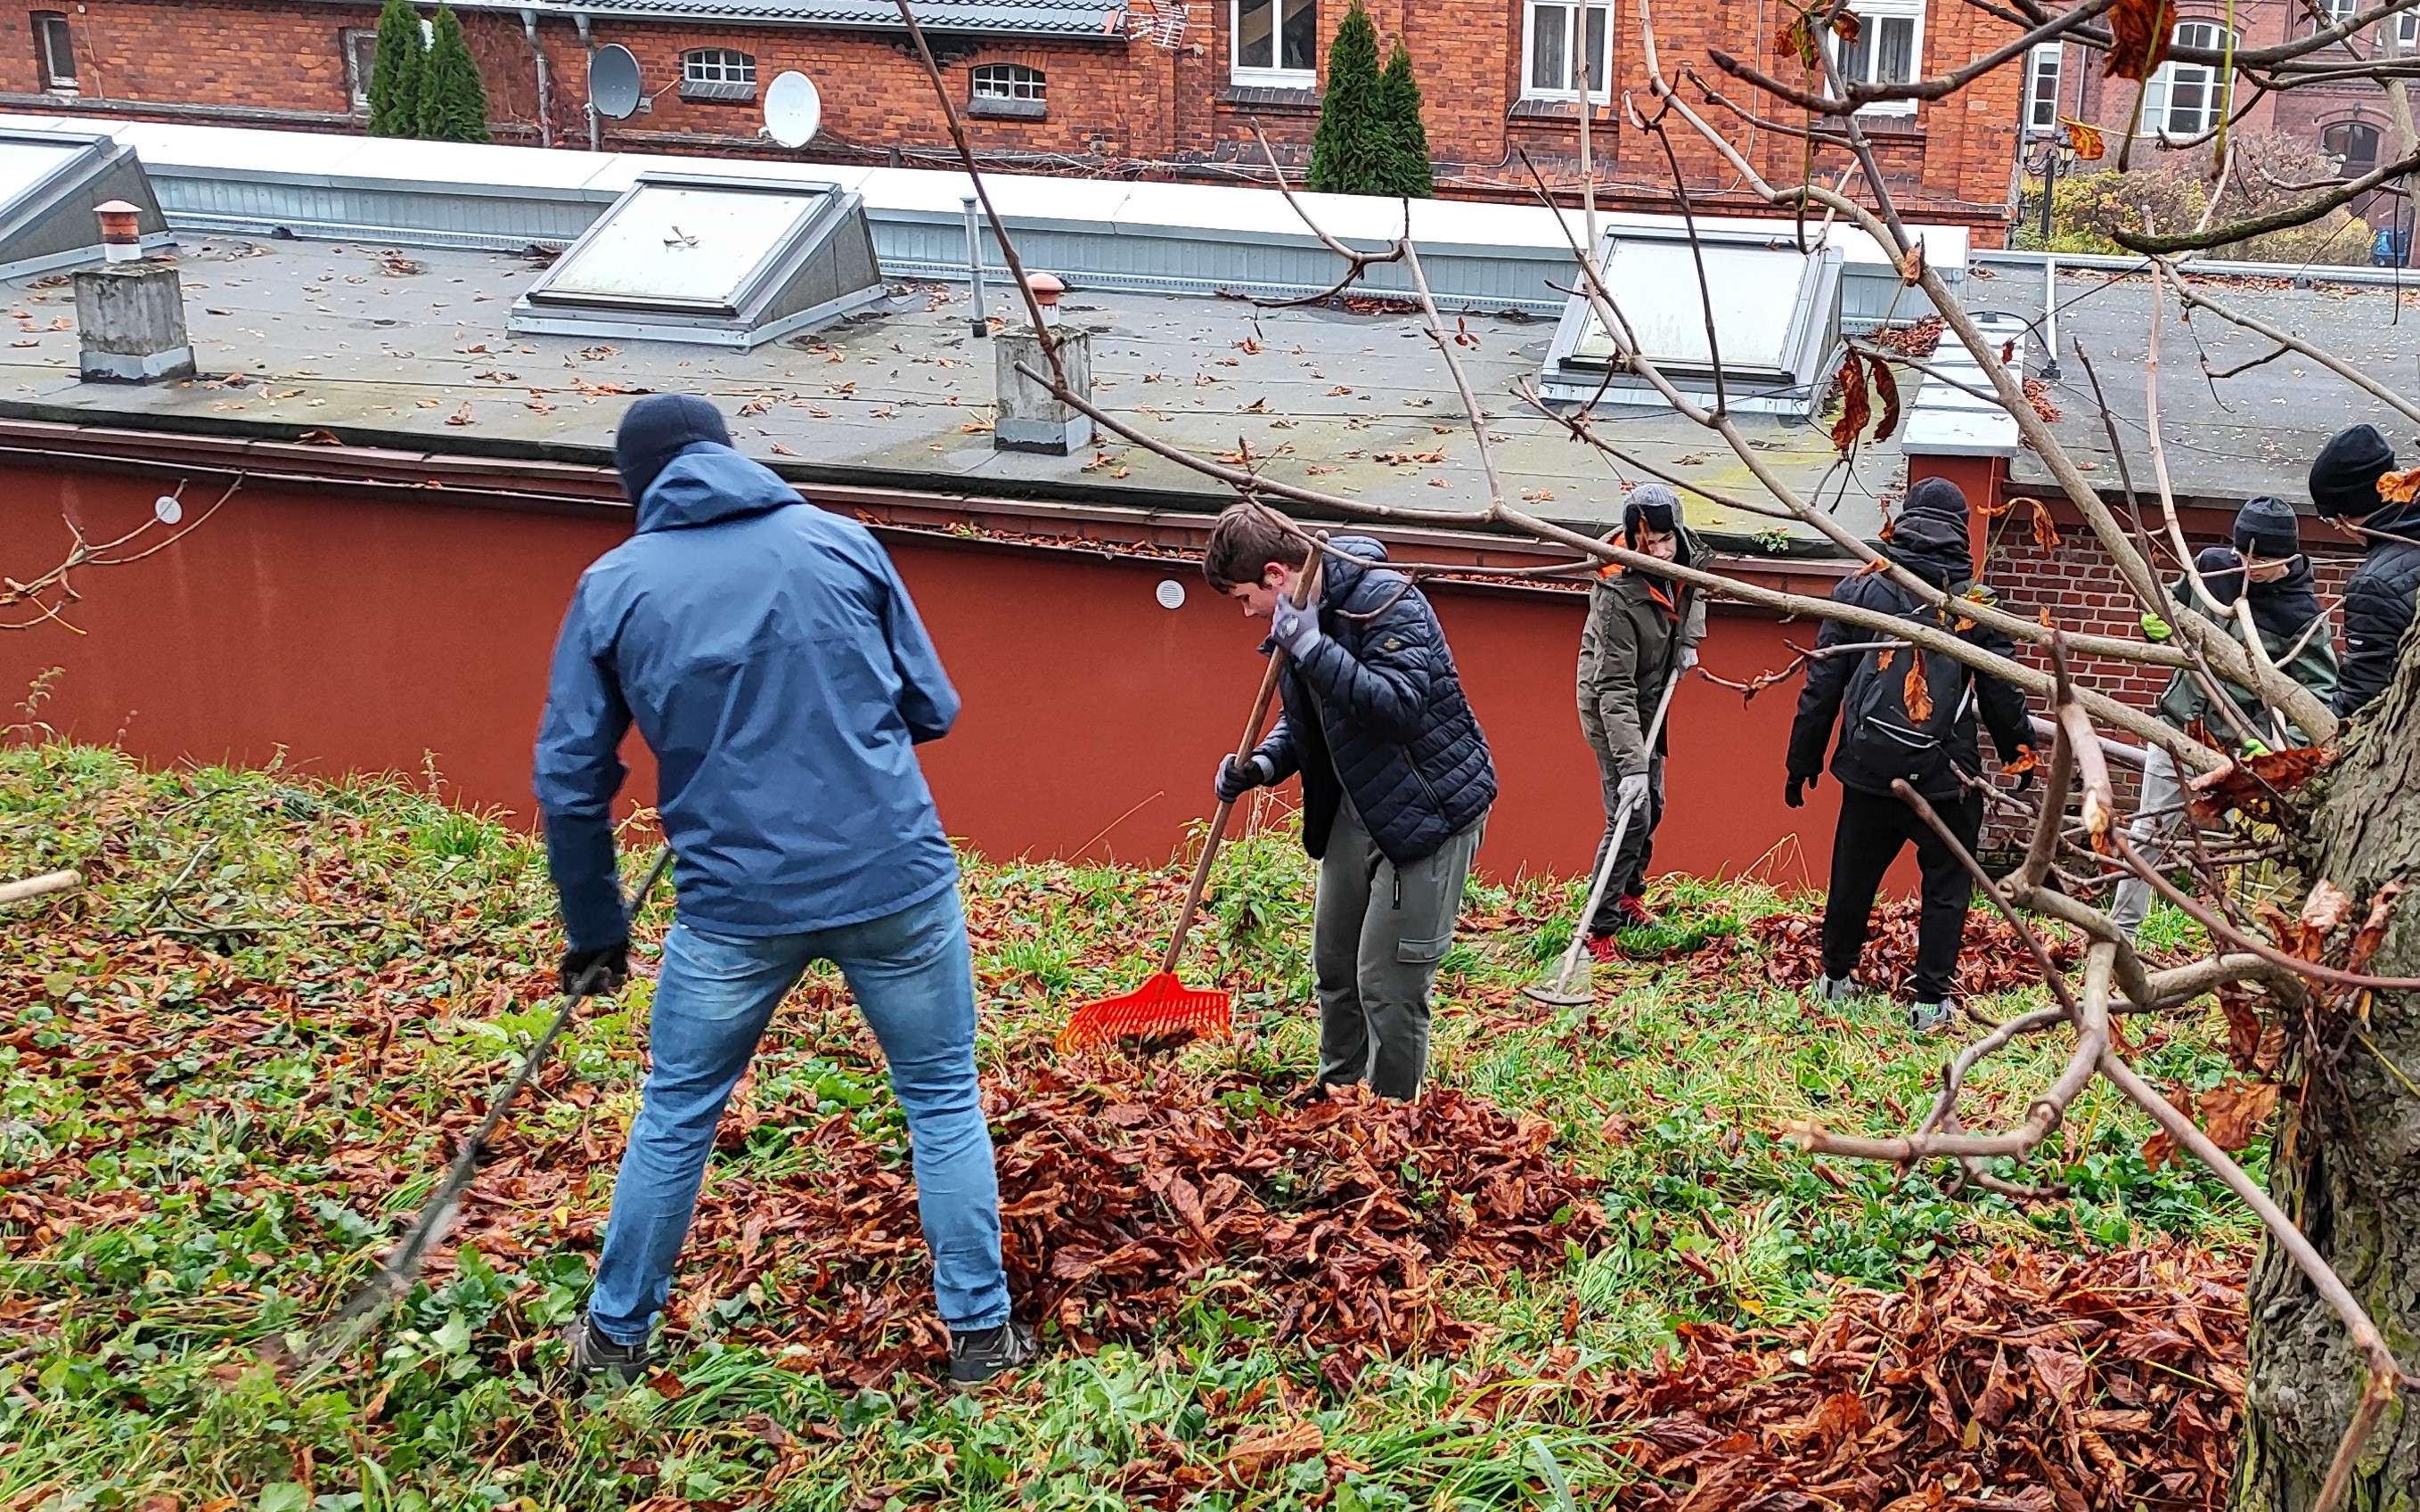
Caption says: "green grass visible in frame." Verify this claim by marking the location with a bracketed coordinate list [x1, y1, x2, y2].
[0, 745, 2254, 1511]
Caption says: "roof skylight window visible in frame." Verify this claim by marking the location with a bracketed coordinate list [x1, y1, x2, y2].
[511, 172, 883, 347]
[1538, 228, 1844, 417]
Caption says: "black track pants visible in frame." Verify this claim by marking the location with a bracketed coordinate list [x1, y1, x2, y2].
[1819, 785, 1981, 1003]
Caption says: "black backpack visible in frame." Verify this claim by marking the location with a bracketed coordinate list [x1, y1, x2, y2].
[1839, 585, 1977, 786]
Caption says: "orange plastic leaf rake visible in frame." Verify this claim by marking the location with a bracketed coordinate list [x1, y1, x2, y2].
[1059, 555, 1320, 1054]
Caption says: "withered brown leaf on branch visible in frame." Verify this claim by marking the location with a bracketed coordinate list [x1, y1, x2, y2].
[2105, 0, 2178, 80]
[2184, 744, 2337, 827]
[1831, 351, 1873, 454]
[2063, 119, 2107, 160]
[1902, 658, 1934, 723]
[1871, 357, 1902, 443]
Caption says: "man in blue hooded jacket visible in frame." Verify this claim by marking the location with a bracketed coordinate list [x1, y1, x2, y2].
[535, 394, 1030, 1390]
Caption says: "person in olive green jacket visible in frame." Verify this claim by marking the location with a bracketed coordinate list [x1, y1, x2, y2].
[1574, 484, 1705, 952]
[2112, 497, 2339, 938]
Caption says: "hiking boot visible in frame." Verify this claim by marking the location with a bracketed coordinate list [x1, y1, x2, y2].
[564, 1312, 652, 1387]
[1908, 999, 1957, 1034]
[1811, 974, 1857, 1005]
[1608, 895, 1661, 932]
[949, 1321, 1038, 1389]
[1582, 930, 1622, 964]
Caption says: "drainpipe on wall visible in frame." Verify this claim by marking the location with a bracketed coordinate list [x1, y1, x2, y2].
[574, 11, 601, 152]
[520, 10, 553, 150]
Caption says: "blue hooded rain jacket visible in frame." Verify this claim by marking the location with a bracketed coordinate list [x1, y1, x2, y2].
[533, 444, 961, 950]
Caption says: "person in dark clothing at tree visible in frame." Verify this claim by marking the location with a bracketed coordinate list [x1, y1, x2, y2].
[1574, 484, 1706, 952]
[2113, 499, 2338, 940]
[1203, 504, 1496, 1101]
[2308, 423, 2420, 720]
[1783, 477, 2033, 1033]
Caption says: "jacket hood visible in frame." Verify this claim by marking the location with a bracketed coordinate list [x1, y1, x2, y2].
[1316, 535, 1388, 596]
[1880, 512, 1972, 588]
[635, 445, 802, 534]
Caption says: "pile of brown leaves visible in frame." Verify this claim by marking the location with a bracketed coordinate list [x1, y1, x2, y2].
[1590, 1241, 2244, 1510]
[1685, 899, 2081, 1000]
[545, 1062, 1606, 1388]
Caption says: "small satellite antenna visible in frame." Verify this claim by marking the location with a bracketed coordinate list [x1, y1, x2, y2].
[589, 45, 642, 122]
[763, 72, 822, 150]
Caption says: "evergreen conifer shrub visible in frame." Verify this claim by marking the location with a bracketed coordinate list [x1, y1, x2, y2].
[365, 0, 425, 138]
[1377, 40, 1434, 198]
[417, 5, 491, 143]
[1306, 2, 1386, 195]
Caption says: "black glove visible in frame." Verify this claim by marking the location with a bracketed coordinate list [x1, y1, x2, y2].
[560, 942, 629, 996]
[1785, 773, 1812, 809]
[2012, 765, 2038, 794]
[1214, 753, 1274, 803]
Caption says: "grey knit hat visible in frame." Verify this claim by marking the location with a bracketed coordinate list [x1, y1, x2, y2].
[1622, 482, 1683, 545]
[2231, 495, 2300, 560]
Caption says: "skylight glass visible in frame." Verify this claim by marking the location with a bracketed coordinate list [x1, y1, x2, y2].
[0, 138, 89, 214]
[534, 182, 833, 312]
[1568, 239, 1817, 373]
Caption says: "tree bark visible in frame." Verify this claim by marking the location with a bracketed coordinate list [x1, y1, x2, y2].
[2235, 624, 2420, 1508]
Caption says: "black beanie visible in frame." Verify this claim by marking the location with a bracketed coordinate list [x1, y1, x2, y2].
[1623, 482, 1681, 544]
[1903, 475, 1968, 522]
[2231, 495, 2300, 560]
[614, 393, 732, 503]
[2309, 423, 2395, 519]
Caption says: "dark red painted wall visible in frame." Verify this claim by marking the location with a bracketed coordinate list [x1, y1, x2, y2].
[1, 465, 1835, 889]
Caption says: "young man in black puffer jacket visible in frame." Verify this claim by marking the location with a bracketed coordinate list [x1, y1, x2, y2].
[1784, 478, 2032, 1033]
[2307, 423, 2420, 720]
[1204, 504, 1497, 1100]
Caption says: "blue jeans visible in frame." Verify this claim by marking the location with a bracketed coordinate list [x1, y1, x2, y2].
[587, 887, 1010, 1343]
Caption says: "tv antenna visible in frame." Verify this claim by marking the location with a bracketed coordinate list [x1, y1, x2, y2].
[588, 45, 642, 122]
[763, 71, 822, 150]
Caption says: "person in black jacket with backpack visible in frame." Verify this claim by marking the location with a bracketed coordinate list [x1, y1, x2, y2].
[1784, 478, 2032, 1032]
[2307, 424, 2420, 720]
[1204, 504, 1497, 1100]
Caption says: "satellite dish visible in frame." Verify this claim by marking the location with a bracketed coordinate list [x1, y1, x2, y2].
[589, 45, 642, 121]
[764, 72, 822, 149]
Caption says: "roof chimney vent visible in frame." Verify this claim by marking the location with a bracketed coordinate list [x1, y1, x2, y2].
[94, 199, 141, 263]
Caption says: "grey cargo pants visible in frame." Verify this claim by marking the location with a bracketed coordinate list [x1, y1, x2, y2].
[1312, 802, 1486, 1099]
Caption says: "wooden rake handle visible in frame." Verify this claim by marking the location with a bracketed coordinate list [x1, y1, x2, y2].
[1161, 553, 1324, 975]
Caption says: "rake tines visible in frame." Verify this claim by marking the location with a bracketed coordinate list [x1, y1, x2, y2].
[1058, 971, 1231, 1053]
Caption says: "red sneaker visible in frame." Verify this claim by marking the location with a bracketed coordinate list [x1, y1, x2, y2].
[1610, 895, 1662, 932]
[1583, 930, 1622, 963]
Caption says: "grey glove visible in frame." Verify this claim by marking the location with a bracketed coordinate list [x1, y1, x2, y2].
[1215, 752, 1275, 803]
[1678, 645, 1700, 672]
[1270, 581, 1323, 660]
[1615, 771, 1652, 813]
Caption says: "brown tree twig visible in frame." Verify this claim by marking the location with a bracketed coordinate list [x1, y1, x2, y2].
[1247, 123, 1408, 309]
[4, 477, 243, 632]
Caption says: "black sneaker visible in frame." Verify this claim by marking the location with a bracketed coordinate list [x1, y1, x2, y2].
[565, 1312, 653, 1387]
[948, 1321, 1037, 1389]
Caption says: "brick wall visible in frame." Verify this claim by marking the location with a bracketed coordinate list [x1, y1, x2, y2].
[6, 0, 2025, 231]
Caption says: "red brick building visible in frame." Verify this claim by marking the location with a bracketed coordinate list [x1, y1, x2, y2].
[0, 0, 2025, 233]
[2023, 0, 2411, 241]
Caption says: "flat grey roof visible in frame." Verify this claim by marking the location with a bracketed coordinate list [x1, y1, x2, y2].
[1979, 264, 2420, 506]
[0, 234, 1905, 548]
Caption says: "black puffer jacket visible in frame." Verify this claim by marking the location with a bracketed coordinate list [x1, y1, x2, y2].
[2334, 498, 2420, 720]
[1785, 519, 2032, 800]
[1248, 537, 1497, 862]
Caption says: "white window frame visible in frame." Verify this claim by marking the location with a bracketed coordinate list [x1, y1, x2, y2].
[2318, 0, 2416, 44]
[1230, 0, 1316, 87]
[1519, 0, 1612, 103]
[343, 29, 378, 110]
[1826, 0, 1923, 117]
[2023, 42, 2062, 134]
[683, 48, 758, 86]
[971, 62, 1046, 102]
[2323, 118, 2383, 178]
[2141, 20, 2231, 141]
[35, 12, 75, 93]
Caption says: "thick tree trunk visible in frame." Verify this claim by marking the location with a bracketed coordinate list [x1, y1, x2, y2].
[2234, 629, 2420, 1508]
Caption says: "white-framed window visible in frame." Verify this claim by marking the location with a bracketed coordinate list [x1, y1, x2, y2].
[343, 29, 378, 110]
[1521, 1, 1610, 102]
[972, 62, 1045, 101]
[680, 47, 758, 101]
[1231, 0, 1315, 86]
[1830, 0, 1922, 115]
[2023, 42, 2062, 133]
[2141, 20, 2231, 140]
[2318, 0, 2416, 44]
[34, 12, 74, 92]
[969, 61, 1046, 118]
